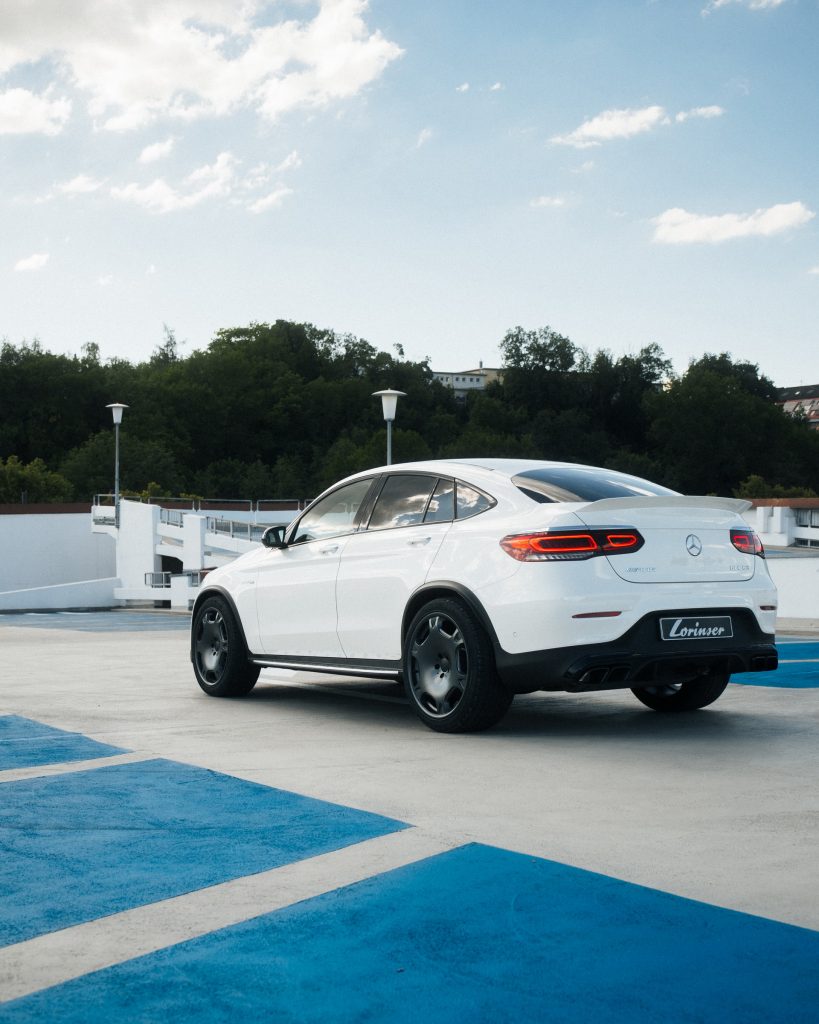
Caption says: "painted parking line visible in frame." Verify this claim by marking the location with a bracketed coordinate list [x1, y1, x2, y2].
[0, 758, 406, 948]
[0, 716, 128, 771]
[733, 640, 819, 688]
[0, 827, 460, 1003]
[2, 843, 817, 1024]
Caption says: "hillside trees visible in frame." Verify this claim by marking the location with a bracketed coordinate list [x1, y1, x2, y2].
[0, 321, 815, 502]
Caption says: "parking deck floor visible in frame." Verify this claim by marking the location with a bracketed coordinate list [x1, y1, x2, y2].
[1, 612, 818, 1021]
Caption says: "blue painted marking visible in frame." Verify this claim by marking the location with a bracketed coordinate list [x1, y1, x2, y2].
[776, 640, 819, 659]
[0, 759, 406, 948]
[0, 715, 127, 771]
[1, 844, 817, 1023]
[734, 639, 819, 688]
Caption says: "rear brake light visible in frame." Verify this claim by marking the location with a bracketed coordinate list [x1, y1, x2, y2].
[500, 528, 644, 562]
[730, 528, 765, 558]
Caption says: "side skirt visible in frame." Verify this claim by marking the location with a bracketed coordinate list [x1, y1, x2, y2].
[249, 655, 402, 681]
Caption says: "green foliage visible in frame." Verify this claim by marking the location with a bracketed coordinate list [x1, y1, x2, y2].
[0, 455, 73, 504]
[59, 431, 184, 500]
[0, 324, 815, 503]
[734, 475, 817, 499]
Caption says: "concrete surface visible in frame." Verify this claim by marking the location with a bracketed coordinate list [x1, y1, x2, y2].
[1, 612, 818, 1020]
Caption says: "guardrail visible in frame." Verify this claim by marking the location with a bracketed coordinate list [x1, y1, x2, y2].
[144, 572, 171, 588]
[144, 569, 214, 589]
[94, 494, 312, 513]
[204, 518, 270, 542]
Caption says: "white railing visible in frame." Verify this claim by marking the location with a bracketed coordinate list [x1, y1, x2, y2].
[144, 571, 171, 588]
[94, 494, 311, 527]
[144, 569, 213, 589]
[204, 518, 269, 542]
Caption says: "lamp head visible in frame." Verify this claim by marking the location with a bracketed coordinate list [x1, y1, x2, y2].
[106, 402, 129, 425]
[372, 389, 406, 422]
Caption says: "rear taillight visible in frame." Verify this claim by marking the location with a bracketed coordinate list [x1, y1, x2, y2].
[730, 528, 765, 558]
[500, 528, 644, 562]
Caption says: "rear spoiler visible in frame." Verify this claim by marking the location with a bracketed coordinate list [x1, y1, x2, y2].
[585, 496, 752, 514]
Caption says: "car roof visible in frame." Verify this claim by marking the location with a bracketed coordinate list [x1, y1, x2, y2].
[344, 458, 602, 479]
[329, 458, 607, 494]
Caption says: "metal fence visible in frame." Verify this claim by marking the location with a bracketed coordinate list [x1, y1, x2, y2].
[94, 494, 310, 525]
[144, 569, 213, 589]
[204, 518, 269, 542]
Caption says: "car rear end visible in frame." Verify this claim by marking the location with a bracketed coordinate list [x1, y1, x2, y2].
[467, 468, 778, 694]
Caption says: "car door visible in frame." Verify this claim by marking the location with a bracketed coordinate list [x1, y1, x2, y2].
[255, 477, 375, 657]
[336, 475, 454, 661]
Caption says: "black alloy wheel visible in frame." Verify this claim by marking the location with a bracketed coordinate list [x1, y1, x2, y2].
[192, 596, 260, 697]
[631, 668, 730, 712]
[403, 597, 512, 733]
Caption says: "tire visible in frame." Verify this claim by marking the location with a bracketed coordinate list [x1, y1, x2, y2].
[192, 596, 260, 697]
[402, 598, 513, 733]
[631, 669, 730, 712]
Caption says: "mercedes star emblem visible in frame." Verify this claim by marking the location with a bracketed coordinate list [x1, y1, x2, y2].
[686, 534, 703, 557]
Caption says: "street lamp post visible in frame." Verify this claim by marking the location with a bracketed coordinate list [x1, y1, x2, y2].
[372, 389, 406, 466]
[106, 403, 128, 526]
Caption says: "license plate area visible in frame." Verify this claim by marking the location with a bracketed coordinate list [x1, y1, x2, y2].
[659, 616, 733, 641]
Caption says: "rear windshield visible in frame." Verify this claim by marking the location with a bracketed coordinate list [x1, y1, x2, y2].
[512, 467, 677, 504]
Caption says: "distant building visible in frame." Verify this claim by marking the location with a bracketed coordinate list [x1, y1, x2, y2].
[777, 384, 819, 430]
[432, 362, 503, 399]
[746, 499, 819, 550]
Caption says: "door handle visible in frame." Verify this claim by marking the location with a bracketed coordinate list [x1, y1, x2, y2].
[319, 544, 340, 555]
[408, 536, 432, 547]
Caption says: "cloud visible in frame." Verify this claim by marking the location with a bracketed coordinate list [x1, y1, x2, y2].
[247, 186, 294, 213]
[572, 160, 595, 174]
[530, 195, 566, 209]
[675, 105, 725, 122]
[139, 138, 174, 163]
[416, 127, 432, 148]
[57, 174, 104, 195]
[0, 0, 402, 132]
[275, 150, 302, 172]
[809, 266, 819, 276]
[704, 0, 786, 13]
[14, 252, 49, 271]
[552, 102, 726, 148]
[652, 201, 814, 244]
[456, 83, 469, 93]
[551, 105, 667, 148]
[97, 274, 113, 286]
[0, 87, 71, 135]
[111, 151, 238, 212]
[489, 82, 503, 92]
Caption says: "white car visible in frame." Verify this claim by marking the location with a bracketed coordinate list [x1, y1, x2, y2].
[190, 459, 778, 732]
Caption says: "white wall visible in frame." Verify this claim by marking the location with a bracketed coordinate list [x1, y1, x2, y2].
[766, 556, 819, 621]
[0, 513, 115, 593]
[0, 578, 118, 611]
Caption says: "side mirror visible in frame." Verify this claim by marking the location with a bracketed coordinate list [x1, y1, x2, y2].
[262, 525, 287, 549]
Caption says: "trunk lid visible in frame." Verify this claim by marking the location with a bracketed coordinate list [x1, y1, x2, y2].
[573, 496, 756, 584]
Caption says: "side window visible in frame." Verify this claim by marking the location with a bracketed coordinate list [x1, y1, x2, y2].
[367, 475, 437, 531]
[456, 481, 494, 520]
[424, 478, 455, 523]
[291, 479, 373, 544]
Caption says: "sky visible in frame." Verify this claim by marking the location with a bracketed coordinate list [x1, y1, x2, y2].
[1, 0, 817, 386]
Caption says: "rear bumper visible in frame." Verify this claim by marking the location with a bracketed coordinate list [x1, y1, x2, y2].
[495, 607, 777, 694]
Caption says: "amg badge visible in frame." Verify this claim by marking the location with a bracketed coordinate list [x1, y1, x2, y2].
[660, 616, 733, 640]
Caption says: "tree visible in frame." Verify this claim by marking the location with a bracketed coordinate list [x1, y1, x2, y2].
[498, 326, 584, 417]
[648, 354, 800, 494]
[60, 431, 184, 499]
[0, 456, 73, 504]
